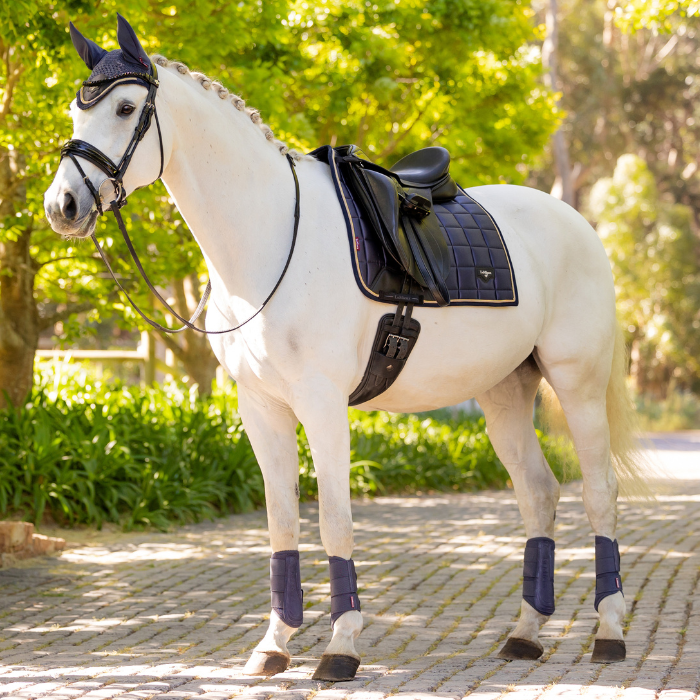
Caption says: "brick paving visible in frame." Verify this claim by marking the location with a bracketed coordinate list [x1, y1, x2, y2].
[1, 473, 699, 698]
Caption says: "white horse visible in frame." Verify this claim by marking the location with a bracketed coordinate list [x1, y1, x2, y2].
[45, 18, 644, 681]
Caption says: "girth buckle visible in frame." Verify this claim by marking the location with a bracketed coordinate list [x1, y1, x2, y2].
[384, 333, 409, 360]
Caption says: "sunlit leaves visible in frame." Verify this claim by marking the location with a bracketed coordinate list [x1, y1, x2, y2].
[588, 155, 700, 391]
[614, 0, 700, 33]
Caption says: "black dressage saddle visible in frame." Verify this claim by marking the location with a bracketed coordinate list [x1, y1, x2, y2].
[310, 144, 518, 405]
[328, 145, 456, 306]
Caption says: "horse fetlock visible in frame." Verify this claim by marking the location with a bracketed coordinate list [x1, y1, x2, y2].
[324, 610, 363, 659]
[497, 601, 547, 660]
[596, 591, 626, 641]
[511, 599, 549, 643]
[244, 611, 297, 676]
[252, 610, 297, 655]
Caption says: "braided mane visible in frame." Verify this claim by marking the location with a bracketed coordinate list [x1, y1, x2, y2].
[151, 55, 305, 161]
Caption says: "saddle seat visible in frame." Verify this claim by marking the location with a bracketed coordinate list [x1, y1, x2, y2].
[390, 147, 458, 202]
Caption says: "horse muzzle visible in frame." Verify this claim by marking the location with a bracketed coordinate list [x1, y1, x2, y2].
[44, 187, 98, 238]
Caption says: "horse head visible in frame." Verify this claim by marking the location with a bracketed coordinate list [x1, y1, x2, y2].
[44, 15, 170, 238]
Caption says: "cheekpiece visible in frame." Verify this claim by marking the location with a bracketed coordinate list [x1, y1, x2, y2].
[270, 550, 304, 628]
[77, 50, 156, 110]
[522, 537, 556, 616]
[594, 536, 623, 611]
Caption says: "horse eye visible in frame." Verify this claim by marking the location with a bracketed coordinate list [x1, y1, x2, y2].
[119, 104, 135, 116]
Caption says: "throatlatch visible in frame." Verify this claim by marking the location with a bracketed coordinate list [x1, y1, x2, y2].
[594, 536, 623, 611]
[523, 537, 556, 616]
[270, 550, 304, 628]
[329, 556, 361, 628]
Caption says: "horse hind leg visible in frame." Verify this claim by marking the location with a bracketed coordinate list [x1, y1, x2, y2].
[476, 356, 561, 661]
[535, 329, 627, 663]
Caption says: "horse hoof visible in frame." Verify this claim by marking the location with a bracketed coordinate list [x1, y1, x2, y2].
[496, 637, 544, 661]
[312, 654, 361, 681]
[591, 639, 626, 663]
[244, 650, 290, 676]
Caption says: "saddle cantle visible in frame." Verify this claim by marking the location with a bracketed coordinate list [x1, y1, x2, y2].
[310, 144, 518, 405]
[390, 147, 459, 202]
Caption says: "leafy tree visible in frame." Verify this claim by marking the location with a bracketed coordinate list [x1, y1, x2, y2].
[587, 154, 700, 396]
[528, 0, 700, 211]
[615, 0, 700, 32]
[527, 0, 700, 391]
[1, 0, 558, 408]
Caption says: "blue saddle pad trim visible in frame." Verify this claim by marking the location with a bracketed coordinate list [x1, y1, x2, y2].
[322, 146, 519, 307]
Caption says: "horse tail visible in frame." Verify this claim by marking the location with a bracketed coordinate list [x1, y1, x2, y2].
[605, 322, 652, 497]
[539, 322, 652, 497]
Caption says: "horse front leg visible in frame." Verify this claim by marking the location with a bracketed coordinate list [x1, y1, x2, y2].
[238, 387, 303, 677]
[292, 377, 363, 682]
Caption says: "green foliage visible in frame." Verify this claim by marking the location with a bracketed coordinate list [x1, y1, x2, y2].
[0, 368, 263, 530]
[0, 365, 578, 530]
[588, 154, 700, 394]
[614, 0, 700, 33]
[527, 0, 700, 397]
[635, 389, 700, 431]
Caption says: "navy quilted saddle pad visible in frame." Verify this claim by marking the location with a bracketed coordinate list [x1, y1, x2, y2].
[316, 146, 518, 307]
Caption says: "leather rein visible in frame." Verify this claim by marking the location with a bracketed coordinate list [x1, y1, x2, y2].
[60, 61, 300, 335]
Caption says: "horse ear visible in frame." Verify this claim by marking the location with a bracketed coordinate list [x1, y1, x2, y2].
[69, 22, 107, 69]
[116, 14, 150, 69]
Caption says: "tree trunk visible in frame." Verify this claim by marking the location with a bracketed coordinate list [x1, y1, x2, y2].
[542, 0, 575, 207]
[0, 225, 38, 409]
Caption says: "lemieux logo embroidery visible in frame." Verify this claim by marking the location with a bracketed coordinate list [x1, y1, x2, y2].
[476, 266, 495, 283]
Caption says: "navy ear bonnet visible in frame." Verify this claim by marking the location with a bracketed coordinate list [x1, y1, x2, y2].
[70, 14, 156, 111]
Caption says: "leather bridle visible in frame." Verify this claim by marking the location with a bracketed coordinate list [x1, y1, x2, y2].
[60, 60, 300, 334]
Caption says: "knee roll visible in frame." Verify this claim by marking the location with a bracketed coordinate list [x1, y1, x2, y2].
[594, 536, 623, 611]
[329, 556, 361, 628]
[523, 537, 556, 616]
[270, 550, 304, 628]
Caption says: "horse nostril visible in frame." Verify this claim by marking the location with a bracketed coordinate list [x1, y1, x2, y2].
[61, 191, 78, 221]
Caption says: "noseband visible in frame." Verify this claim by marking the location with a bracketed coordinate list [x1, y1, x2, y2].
[60, 61, 300, 335]
[61, 67, 163, 215]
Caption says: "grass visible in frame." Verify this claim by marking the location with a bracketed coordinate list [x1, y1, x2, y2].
[0, 363, 578, 531]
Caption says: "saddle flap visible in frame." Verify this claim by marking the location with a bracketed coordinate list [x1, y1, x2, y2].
[362, 169, 400, 242]
[353, 168, 420, 280]
[404, 206, 451, 282]
[401, 201, 451, 306]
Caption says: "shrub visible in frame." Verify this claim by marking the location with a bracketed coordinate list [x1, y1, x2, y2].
[634, 390, 700, 431]
[0, 364, 578, 530]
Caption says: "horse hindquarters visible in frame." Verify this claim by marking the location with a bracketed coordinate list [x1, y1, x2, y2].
[469, 186, 631, 662]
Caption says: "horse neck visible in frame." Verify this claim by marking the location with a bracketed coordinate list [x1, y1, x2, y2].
[158, 69, 295, 310]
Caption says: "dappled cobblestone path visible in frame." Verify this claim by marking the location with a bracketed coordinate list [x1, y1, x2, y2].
[1, 479, 699, 699]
